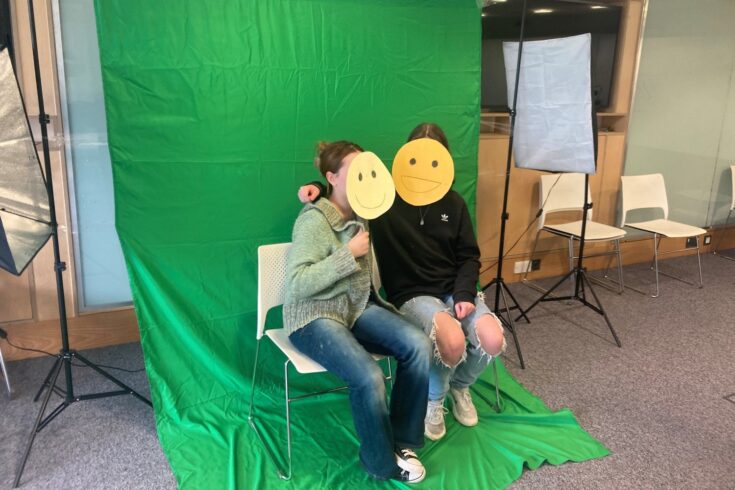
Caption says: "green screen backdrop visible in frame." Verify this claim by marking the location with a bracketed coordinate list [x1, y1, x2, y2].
[94, 1, 608, 488]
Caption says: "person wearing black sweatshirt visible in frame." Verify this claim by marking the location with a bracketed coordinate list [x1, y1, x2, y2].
[298, 123, 506, 442]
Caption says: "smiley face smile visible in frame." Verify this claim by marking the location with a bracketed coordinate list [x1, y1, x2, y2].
[401, 175, 441, 193]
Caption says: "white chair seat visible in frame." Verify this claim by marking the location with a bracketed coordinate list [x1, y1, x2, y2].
[266, 329, 326, 374]
[625, 219, 705, 238]
[266, 328, 386, 375]
[545, 220, 626, 241]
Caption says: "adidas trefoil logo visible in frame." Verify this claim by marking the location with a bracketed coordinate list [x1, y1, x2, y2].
[441, 214, 449, 222]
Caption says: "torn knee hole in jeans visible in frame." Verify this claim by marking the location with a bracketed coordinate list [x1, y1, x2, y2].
[430, 314, 466, 368]
[474, 315, 508, 359]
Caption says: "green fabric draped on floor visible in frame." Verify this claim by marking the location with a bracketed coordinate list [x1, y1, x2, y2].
[93, 0, 609, 488]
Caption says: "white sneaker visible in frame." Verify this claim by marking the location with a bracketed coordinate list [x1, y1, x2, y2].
[424, 398, 447, 441]
[395, 448, 426, 483]
[449, 387, 478, 426]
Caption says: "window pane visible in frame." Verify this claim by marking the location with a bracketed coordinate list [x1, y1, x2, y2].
[56, 0, 131, 307]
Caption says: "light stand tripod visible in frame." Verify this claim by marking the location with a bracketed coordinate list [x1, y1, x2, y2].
[13, 1, 151, 487]
[515, 173, 622, 348]
[481, 0, 530, 369]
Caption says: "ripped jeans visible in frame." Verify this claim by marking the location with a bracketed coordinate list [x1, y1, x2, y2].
[399, 294, 502, 402]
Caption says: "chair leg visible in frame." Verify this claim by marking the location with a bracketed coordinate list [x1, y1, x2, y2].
[695, 236, 704, 288]
[247, 339, 262, 422]
[0, 347, 10, 396]
[615, 239, 625, 294]
[652, 233, 660, 298]
[714, 209, 734, 261]
[522, 230, 542, 282]
[568, 237, 575, 300]
[386, 358, 394, 390]
[283, 360, 293, 480]
[247, 340, 293, 481]
[492, 358, 502, 413]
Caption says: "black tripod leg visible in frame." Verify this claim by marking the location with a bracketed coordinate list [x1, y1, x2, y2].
[32, 355, 62, 403]
[515, 269, 576, 322]
[73, 352, 152, 406]
[504, 283, 530, 324]
[14, 356, 64, 488]
[498, 284, 525, 369]
[580, 272, 622, 347]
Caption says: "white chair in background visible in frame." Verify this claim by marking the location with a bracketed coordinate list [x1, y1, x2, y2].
[248, 242, 393, 480]
[620, 173, 706, 298]
[713, 164, 735, 261]
[525, 173, 626, 295]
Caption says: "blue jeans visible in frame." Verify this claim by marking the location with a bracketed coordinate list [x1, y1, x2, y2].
[399, 294, 499, 402]
[289, 303, 431, 480]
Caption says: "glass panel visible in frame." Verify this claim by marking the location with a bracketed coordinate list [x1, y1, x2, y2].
[625, 0, 735, 228]
[56, 0, 131, 307]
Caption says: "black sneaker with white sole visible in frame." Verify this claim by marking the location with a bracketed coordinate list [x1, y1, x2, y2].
[398, 467, 426, 484]
[395, 448, 426, 483]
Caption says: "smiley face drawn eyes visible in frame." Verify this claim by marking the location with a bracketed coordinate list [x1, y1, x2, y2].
[358, 169, 380, 182]
[408, 157, 440, 168]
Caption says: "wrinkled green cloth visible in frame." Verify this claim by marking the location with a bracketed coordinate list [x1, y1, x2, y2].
[94, 1, 608, 488]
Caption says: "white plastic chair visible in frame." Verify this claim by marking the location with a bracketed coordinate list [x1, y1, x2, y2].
[248, 242, 392, 480]
[620, 173, 705, 297]
[713, 164, 735, 261]
[525, 173, 626, 295]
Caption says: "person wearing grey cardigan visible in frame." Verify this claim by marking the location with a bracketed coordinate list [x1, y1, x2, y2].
[284, 142, 431, 484]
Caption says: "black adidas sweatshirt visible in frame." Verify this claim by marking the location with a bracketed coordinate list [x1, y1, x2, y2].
[308, 183, 480, 308]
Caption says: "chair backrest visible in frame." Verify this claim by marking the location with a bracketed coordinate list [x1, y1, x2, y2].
[730, 165, 735, 210]
[538, 173, 593, 228]
[370, 245, 382, 292]
[257, 242, 291, 340]
[620, 173, 669, 226]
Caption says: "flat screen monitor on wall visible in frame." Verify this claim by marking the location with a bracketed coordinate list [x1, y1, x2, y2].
[482, 0, 622, 111]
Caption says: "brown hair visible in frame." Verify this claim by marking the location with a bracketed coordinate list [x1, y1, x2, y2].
[407, 123, 450, 151]
[314, 140, 363, 196]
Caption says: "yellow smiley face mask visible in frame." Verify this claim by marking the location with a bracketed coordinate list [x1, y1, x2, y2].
[346, 151, 396, 220]
[392, 138, 454, 206]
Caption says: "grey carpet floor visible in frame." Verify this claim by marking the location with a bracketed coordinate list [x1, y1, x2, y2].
[1, 252, 733, 489]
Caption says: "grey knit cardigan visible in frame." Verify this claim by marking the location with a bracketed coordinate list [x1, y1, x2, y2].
[283, 198, 396, 335]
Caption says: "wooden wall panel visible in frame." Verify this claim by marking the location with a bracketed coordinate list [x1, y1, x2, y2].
[0, 271, 34, 323]
[5, 1, 77, 322]
[477, 135, 547, 263]
[608, 0, 645, 115]
[2, 309, 141, 362]
[597, 133, 626, 226]
[11, 0, 59, 117]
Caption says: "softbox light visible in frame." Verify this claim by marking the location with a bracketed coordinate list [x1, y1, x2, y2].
[503, 34, 596, 174]
[0, 47, 52, 275]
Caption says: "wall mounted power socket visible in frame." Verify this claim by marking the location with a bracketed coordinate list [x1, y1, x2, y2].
[514, 260, 530, 274]
[514, 259, 541, 273]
